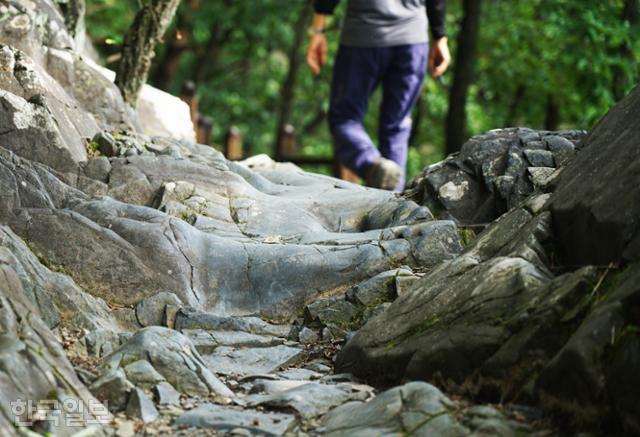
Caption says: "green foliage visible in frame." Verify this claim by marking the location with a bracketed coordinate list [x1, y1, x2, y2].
[85, 0, 639, 180]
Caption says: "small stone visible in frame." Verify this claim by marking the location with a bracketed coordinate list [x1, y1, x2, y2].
[89, 368, 134, 413]
[135, 291, 183, 327]
[126, 388, 160, 423]
[93, 131, 119, 157]
[124, 360, 166, 388]
[153, 381, 181, 405]
[395, 273, 419, 297]
[163, 304, 180, 329]
[544, 135, 576, 165]
[83, 157, 112, 182]
[304, 297, 359, 329]
[84, 329, 119, 357]
[523, 149, 555, 168]
[321, 325, 348, 342]
[528, 167, 557, 189]
[524, 193, 552, 215]
[0, 46, 15, 72]
[298, 327, 319, 344]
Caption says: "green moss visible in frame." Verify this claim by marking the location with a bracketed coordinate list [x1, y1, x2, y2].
[458, 227, 477, 247]
[87, 140, 100, 152]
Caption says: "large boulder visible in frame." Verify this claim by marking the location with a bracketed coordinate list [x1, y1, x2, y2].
[406, 128, 585, 224]
[337, 87, 640, 434]
[550, 85, 640, 265]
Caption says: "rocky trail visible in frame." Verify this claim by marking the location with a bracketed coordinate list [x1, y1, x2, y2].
[0, 1, 639, 436]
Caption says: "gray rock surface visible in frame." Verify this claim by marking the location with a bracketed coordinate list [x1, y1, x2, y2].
[103, 326, 233, 398]
[89, 368, 134, 413]
[135, 291, 183, 327]
[338, 89, 640, 433]
[0, 141, 462, 317]
[203, 344, 304, 377]
[243, 382, 362, 419]
[126, 388, 160, 423]
[175, 404, 295, 435]
[0, 257, 111, 435]
[406, 128, 586, 224]
[321, 382, 466, 436]
[550, 85, 640, 266]
[153, 381, 181, 406]
[0, 225, 117, 331]
[123, 360, 166, 388]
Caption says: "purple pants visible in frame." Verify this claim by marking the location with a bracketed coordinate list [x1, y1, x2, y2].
[329, 43, 428, 191]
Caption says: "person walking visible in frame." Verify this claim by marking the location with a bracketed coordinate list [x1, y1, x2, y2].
[307, 0, 450, 191]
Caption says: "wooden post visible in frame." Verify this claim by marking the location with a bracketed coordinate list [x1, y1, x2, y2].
[276, 124, 297, 160]
[224, 126, 243, 161]
[197, 115, 213, 145]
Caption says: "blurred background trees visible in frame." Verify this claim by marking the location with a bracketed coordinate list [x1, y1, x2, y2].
[85, 0, 639, 180]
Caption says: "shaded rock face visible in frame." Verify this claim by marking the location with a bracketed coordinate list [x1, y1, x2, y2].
[406, 128, 586, 225]
[0, 244, 111, 436]
[550, 86, 640, 266]
[338, 87, 640, 434]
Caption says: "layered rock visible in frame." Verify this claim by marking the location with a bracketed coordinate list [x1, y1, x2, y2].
[0, 139, 462, 316]
[0, 232, 111, 436]
[406, 127, 586, 224]
[337, 86, 640, 434]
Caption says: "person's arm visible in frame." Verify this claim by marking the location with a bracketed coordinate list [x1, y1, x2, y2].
[426, 0, 451, 78]
[307, 1, 340, 75]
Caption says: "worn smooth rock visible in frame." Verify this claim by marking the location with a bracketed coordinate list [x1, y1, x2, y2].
[123, 360, 166, 388]
[126, 388, 159, 423]
[203, 344, 304, 377]
[135, 291, 183, 327]
[243, 382, 361, 419]
[89, 368, 134, 413]
[153, 381, 181, 406]
[104, 327, 233, 398]
[175, 404, 295, 435]
[321, 382, 466, 436]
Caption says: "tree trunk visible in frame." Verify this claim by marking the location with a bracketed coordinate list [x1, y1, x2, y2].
[274, 2, 312, 158]
[151, 1, 200, 90]
[504, 85, 526, 127]
[115, 0, 182, 106]
[445, 0, 482, 155]
[544, 93, 560, 131]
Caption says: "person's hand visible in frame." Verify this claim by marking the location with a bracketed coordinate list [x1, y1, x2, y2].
[307, 33, 327, 76]
[428, 36, 450, 78]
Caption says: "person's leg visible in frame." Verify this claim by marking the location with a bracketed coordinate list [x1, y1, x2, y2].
[378, 44, 428, 191]
[329, 45, 390, 179]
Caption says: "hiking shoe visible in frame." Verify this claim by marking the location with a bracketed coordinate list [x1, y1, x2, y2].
[367, 158, 402, 190]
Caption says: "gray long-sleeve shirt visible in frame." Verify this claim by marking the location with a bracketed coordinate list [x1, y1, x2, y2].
[314, 0, 446, 47]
